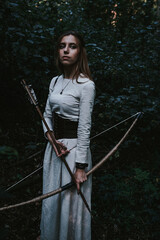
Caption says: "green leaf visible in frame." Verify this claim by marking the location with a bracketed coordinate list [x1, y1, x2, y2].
[0, 146, 19, 160]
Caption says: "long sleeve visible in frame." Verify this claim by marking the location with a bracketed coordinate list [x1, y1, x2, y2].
[75, 81, 95, 164]
[42, 77, 57, 134]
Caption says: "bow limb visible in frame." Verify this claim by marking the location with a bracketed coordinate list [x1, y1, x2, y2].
[0, 112, 142, 212]
[87, 112, 142, 177]
[0, 182, 74, 211]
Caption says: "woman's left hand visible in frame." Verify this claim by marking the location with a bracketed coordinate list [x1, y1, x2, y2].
[55, 140, 70, 157]
[74, 169, 87, 193]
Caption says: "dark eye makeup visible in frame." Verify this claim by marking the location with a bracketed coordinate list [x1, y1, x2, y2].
[59, 43, 78, 49]
[70, 43, 77, 49]
[59, 43, 65, 49]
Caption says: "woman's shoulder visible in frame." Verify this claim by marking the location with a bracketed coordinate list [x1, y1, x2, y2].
[49, 75, 62, 90]
[77, 75, 95, 87]
[77, 76, 95, 99]
[50, 75, 61, 85]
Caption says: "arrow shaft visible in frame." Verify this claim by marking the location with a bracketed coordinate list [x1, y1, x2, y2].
[21, 80, 91, 213]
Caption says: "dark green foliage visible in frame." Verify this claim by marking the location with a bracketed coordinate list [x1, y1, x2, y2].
[0, 146, 19, 160]
[92, 168, 160, 239]
[0, 0, 160, 239]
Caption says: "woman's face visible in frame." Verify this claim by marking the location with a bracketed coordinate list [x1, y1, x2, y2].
[58, 35, 80, 67]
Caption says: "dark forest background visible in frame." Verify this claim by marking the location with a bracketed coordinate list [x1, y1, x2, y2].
[0, 0, 160, 239]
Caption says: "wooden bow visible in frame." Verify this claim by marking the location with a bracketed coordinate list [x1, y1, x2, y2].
[0, 112, 142, 211]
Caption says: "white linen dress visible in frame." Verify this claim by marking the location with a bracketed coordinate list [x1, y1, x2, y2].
[40, 75, 95, 240]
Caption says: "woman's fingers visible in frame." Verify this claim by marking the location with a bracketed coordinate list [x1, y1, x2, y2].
[46, 132, 69, 156]
[76, 182, 80, 194]
[56, 140, 70, 156]
[57, 149, 70, 157]
[59, 142, 67, 150]
[74, 169, 87, 193]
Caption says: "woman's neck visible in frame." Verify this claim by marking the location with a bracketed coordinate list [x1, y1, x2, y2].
[63, 65, 77, 79]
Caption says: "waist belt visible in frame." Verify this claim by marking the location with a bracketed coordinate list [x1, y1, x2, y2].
[53, 112, 78, 139]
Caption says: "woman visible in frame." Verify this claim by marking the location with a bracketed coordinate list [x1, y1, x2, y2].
[40, 31, 95, 240]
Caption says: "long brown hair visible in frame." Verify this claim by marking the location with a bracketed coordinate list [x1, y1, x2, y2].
[55, 31, 92, 82]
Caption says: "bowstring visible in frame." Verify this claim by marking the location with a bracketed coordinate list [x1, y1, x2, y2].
[90, 112, 141, 140]
[5, 112, 140, 191]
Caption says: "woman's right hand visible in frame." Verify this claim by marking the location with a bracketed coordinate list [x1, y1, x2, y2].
[46, 131, 69, 157]
[74, 169, 87, 193]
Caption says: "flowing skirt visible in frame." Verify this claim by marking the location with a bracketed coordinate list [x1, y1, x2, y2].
[40, 138, 92, 240]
